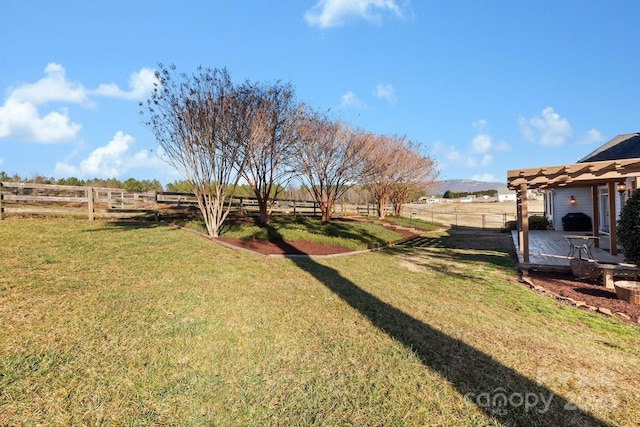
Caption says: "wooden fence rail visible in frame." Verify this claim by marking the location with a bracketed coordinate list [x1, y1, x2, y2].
[0, 181, 531, 228]
[0, 181, 322, 221]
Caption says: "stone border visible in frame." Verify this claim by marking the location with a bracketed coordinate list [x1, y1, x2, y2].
[519, 273, 638, 324]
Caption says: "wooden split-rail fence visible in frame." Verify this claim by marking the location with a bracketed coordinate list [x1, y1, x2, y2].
[0, 182, 321, 221]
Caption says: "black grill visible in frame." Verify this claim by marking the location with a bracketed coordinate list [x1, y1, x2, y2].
[562, 212, 592, 232]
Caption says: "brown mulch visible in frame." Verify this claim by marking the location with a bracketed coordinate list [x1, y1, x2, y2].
[525, 270, 640, 324]
[216, 219, 420, 256]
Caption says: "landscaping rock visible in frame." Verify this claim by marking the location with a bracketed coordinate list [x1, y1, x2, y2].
[616, 312, 631, 320]
[525, 271, 640, 323]
[597, 307, 613, 316]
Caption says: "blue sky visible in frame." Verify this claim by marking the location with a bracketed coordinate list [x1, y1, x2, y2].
[1, 1, 639, 186]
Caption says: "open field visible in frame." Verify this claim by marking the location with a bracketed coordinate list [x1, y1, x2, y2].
[1, 219, 639, 425]
[402, 199, 545, 229]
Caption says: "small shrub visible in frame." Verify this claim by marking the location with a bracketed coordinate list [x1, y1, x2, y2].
[502, 220, 518, 232]
[617, 189, 640, 265]
[528, 215, 550, 230]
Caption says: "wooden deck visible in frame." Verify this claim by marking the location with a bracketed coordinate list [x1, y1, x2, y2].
[510, 230, 626, 271]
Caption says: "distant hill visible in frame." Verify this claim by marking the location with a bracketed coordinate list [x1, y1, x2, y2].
[424, 179, 505, 195]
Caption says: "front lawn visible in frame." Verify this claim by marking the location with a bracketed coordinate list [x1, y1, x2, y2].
[1, 219, 638, 425]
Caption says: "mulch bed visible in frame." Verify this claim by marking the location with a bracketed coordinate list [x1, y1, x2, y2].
[525, 271, 640, 324]
[216, 219, 419, 256]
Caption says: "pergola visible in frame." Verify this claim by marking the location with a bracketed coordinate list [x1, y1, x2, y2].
[507, 157, 640, 263]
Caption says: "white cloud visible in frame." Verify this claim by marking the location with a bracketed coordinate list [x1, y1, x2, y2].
[0, 98, 81, 143]
[471, 173, 499, 182]
[579, 129, 606, 145]
[0, 64, 85, 142]
[8, 63, 92, 106]
[470, 120, 510, 154]
[461, 152, 493, 168]
[374, 83, 396, 104]
[519, 107, 572, 146]
[432, 141, 477, 168]
[341, 91, 368, 109]
[79, 131, 132, 177]
[0, 64, 157, 144]
[54, 131, 171, 179]
[432, 120, 509, 178]
[305, 0, 405, 28]
[94, 68, 157, 101]
[470, 134, 492, 154]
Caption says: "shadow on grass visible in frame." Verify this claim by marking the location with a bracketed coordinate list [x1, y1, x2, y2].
[388, 226, 517, 272]
[271, 230, 610, 426]
[221, 216, 396, 249]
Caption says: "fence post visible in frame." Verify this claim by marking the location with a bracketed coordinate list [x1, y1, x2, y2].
[153, 191, 159, 222]
[0, 182, 3, 220]
[87, 187, 94, 221]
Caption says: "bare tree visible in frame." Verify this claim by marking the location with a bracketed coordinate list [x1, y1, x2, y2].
[389, 141, 439, 216]
[365, 135, 438, 219]
[241, 81, 301, 225]
[366, 134, 404, 219]
[140, 64, 249, 237]
[289, 111, 373, 222]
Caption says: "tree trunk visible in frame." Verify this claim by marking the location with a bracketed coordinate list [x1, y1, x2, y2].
[377, 195, 386, 220]
[258, 203, 270, 226]
[393, 196, 404, 216]
[321, 200, 333, 222]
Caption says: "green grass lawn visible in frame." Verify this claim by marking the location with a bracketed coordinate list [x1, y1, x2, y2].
[367, 214, 439, 232]
[1, 219, 639, 426]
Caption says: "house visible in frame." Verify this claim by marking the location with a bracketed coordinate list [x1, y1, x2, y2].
[496, 185, 539, 202]
[497, 186, 517, 202]
[507, 133, 640, 263]
[543, 133, 640, 233]
[418, 196, 440, 204]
